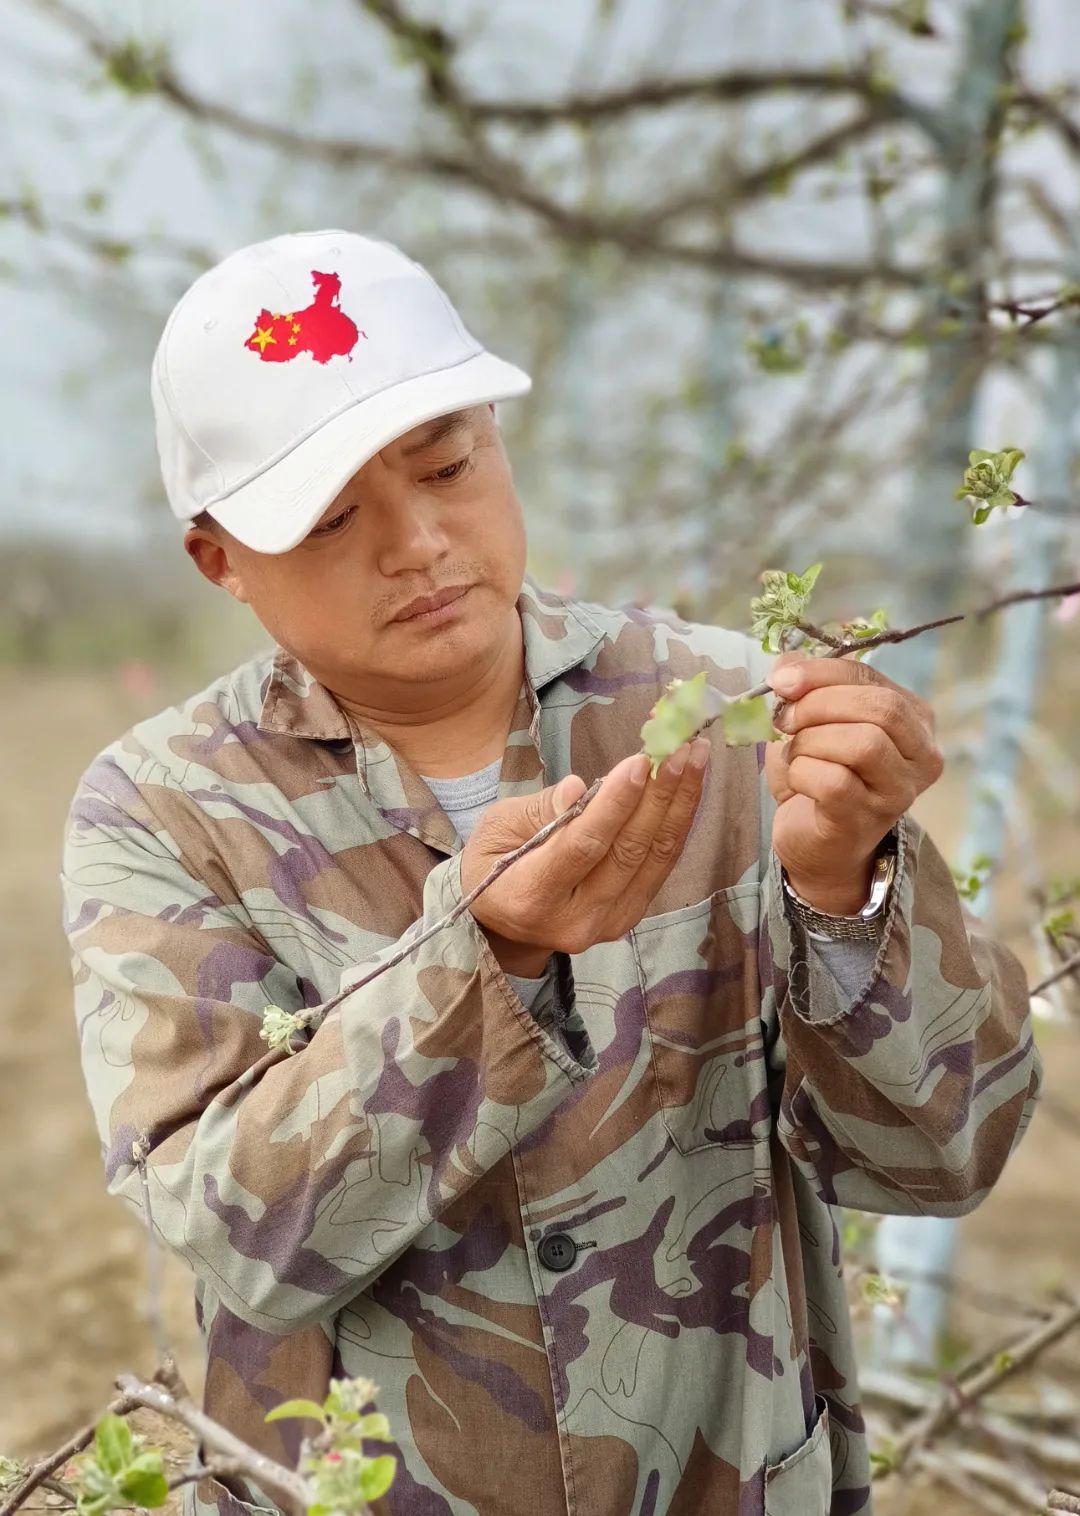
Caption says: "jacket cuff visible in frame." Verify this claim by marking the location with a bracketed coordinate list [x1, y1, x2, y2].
[439, 851, 595, 1079]
[764, 812, 914, 1026]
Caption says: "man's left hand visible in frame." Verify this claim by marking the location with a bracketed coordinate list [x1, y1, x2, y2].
[763, 648, 944, 915]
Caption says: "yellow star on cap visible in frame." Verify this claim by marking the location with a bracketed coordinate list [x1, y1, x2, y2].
[251, 326, 277, 353]
[291, 322, 301, 333]
[288, 335, 298, 345]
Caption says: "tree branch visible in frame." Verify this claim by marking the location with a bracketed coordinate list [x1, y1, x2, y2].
[25, 0, 437, 171]
[741, 611, 967, 700]
[1, 1145, 357, 1516]
[22, 0, 932, 291]
[0, 1397, 139, 1516]
[39, 1480, 77, 1504]
[0, 195, 216, 275]
[915, 1445, 1047, 1514]
[655, 109, 916, 223]
[739, 578, 1080, 700]
[460, 67, 945, 146]
[990, 291, 1080, 328]
[236, 571, 1080, 1060]
[113, 1376, 310, 1516]
[1031, 949, 1080, 997]
[974, 579, 1080, 618]
[354, 0, 944, 244]
[263, 771, 606, 1046]
[1010, 89, 1080, 157]
[793, 617, 851, 650]
[881, 1295, 1080, 1474]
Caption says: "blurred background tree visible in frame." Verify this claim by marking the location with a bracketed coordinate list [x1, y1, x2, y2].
[4, 0, 1077, 656]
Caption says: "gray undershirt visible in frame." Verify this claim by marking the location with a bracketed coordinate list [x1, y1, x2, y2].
[418, 760, 561, 1024]
[419, 758, 880, 1033]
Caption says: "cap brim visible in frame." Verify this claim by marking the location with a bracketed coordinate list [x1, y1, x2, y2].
[202, 349, 531, 554]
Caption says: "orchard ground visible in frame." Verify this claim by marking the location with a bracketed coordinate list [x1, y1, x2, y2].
[3, 656, 1078, 1516]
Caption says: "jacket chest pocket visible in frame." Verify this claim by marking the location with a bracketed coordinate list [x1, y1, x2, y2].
[630, 882, 769, 1156]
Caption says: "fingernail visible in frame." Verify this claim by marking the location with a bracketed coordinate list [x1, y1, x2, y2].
[689, 737, 710, 769]
[668, 744, 689, 776]
[629, 753, 650, 786]
[771, 667, 802, 696]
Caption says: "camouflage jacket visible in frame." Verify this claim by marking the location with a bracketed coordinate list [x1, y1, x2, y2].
[62, 573, 1040, 1516]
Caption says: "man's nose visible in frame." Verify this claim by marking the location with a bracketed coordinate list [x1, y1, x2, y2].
[375, 484, 454, 568]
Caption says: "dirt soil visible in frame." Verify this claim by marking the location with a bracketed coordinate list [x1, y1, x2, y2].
[2, 669, 1078, 1515]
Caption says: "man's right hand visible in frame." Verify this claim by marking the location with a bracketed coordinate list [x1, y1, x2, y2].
[460, 735, 711, 974]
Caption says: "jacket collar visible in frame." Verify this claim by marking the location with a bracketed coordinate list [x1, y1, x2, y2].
[258, 572, 607, 856]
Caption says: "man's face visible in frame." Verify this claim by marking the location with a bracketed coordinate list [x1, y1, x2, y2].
[185, 402, 527, 700]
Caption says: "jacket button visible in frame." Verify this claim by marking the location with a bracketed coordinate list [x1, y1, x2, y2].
[538, 1232, 577, 1272]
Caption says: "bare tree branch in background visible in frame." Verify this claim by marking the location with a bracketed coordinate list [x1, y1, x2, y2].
[1, 193, 216, 273]
[6, 0, 1002, 290]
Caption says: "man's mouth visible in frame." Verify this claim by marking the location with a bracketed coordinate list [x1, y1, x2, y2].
[391, 584, 473, 622]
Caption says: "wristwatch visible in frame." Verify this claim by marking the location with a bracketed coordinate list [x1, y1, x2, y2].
[780, 827, 898, 942]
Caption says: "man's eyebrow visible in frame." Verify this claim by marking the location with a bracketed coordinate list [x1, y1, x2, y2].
[399, 410, 473, 456]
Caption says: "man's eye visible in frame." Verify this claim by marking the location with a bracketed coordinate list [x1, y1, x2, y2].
[429, 456, 470, 483]
[311, 505, 356, 537]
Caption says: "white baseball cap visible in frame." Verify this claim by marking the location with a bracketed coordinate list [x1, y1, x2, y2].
[150, 228, 532, 553]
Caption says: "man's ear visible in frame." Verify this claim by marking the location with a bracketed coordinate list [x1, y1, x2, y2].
[184, 521, 251, 603]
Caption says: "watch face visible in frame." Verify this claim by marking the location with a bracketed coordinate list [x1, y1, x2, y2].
[861, 854, 896, 918]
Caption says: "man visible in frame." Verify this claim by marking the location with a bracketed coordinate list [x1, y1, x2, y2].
[62, 229, 1039, 1516]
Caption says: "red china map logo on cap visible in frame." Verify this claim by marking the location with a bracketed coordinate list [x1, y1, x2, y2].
[243, 269, 366, 365]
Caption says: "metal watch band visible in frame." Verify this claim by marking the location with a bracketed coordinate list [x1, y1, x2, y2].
[780, 830, 898, 942]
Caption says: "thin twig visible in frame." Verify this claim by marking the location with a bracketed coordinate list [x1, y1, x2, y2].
[915, 1446, 1046, 1514]
[990, 292, 1080, 328]
[467, 65, 940, 133]
[1032, 950, 1080, 996]
[793, 617, 850, 650]
[975, 580, 1080, 619]
[22, 0, 934, 290]
[737, 578, 1080, 702]
[842, 0, 938, 34]
[114, 1376, 308, 1516]
[39, 1481, 77, 1503]
[2, 1156, 310, 1516]
[0, 195, 216, 274]
[880, 1297, 1080, 1474]
[349, 1, 946, 145]
[912, 1448, 1024, 1516]
[282, 772, 605, 1036]
[0, 1397, 138, 1516]
[235, 572, 1080, 1051]
[1011, 90, 1080, 160]
[865, 1265, 1050, 1323]
[976, 1413, 1080, 1477]
[739, 611, 966, 700]
[167, 1459, 248, 1493]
